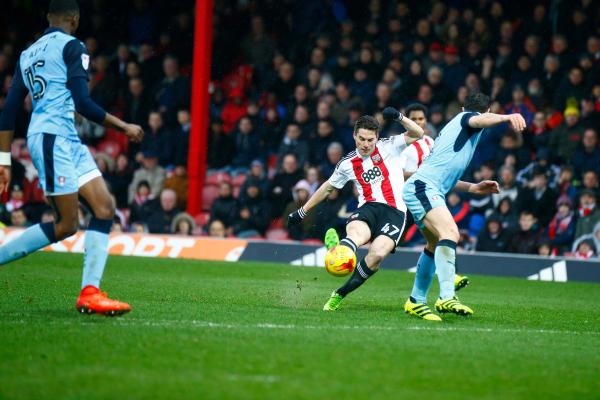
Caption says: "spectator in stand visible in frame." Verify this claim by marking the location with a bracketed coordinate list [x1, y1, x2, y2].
[495, 131, 530, 170]
[476, 217, 510, 253]
[128, 150, 166, 203]
[572, 240, 596, 259]
[164, 165, 188, 209]
[221, 87, 248, 134]
[270, 61, 296, 103]
[530, 111, 550, 151]
[516, 148, 560, 189]
[124, 77, 152, 128]
[268, 153, 303, 218]
[89, 54, 117, 109]
[544, 196, 576, 255]
[208, 219, 227, 238]
[542, 54, 561, 96]
[10, 208, 30, 228]
[572, 129, 600, 178]
[141, 111, 175, 167]
[556, 165, 578, 201]
[507, 211, 542, 254]
[231, 117, 260, 173]
[581, 170, 600, 199]
[241, 15, 275, 67]
[574, 190, 600, 239]
[505, 85, 536, 126]
[320, 142, 343, 178]
[209, 182, 238, 229]
[549, 106, 585, 163]
[239, 160, 269, 200]
[106, 154, 134, 209]
[554, 67, 587, 110]
[520, 167, 558, 226]
[310, 120, 336, 166]
[446, 192, 471, 232]
[277, 123, 309, 169]
[173, 109, 191, 166]
[144, 189, 181, 234]
[171, 212, 195, 236]
[488, 197, 519, 234]
[6, 184, 25, 213]
[207, 118, 234, 171]
[492, 165, 521, 210]
[233, 183, 270, 238]
[129, 180, 152, 224]
[154, 55, 190, 127]
[283, 180, 316, 241]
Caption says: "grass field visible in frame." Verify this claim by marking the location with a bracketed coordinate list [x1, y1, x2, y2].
[1, 252, 599, 400]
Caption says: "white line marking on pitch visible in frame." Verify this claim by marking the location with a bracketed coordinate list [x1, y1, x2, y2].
[1, 317, 598, 336]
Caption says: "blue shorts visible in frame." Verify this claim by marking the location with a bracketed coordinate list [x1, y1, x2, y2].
[403, 178, 446, 228]
[28, 133, 101, 195]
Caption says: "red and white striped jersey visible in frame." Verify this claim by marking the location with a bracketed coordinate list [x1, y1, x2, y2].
[398, 135, 434, 173]
[328, 134, 408, 211]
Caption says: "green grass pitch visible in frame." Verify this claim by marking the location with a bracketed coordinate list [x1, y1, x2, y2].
[1, 252, 599, 399]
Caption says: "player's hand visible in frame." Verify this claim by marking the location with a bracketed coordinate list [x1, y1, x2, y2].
[382, 107, 403, 122]
[507, 114, 526, 133]
[0, 165, 11, 194]
[124, 124, 144, 143]
[470, 180, 500, 195]
[287, 208, 306, 227]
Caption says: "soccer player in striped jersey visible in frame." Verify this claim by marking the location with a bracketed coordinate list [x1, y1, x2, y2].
[403, 93, 525, 319]
[0, 0, 143, 315]
[288, 112, 424, 311]
[398, 103, 470, 293]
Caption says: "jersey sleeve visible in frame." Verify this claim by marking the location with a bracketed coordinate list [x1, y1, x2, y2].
[460, 112, 481, 135]
[328, 161, 351, 189]
[390, 133, 408, 152]
[400, 146, 419, 173]
[0, 61, 29, 131]
[63, 39, 90, 82]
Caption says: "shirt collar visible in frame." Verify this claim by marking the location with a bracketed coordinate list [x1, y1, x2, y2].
[43, 27, 67, 35]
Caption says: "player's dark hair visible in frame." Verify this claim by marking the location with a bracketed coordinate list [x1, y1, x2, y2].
[464, 93, 491, 113]
[405, 103, 428, 118]
[48, 0, 80, 15]
[354, 115, 379, 134]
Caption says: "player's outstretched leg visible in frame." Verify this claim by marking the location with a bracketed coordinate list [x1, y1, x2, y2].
[423, 207, 473, 316]
[323, 221, 372, 311]
[0, 222, 57, 264]
[76, 178, 130, 316]
[405, 248, 441, 321]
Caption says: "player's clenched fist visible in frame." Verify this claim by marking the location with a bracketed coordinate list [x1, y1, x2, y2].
[287, 207, 306, 227]
[124, 123, 144, 143]
[507, 113, 526, 133]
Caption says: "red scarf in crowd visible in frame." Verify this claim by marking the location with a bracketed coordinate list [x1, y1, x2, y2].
[548, 211, 574, 240]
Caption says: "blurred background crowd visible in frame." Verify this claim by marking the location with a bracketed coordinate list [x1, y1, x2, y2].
[0, 0, 599, 259]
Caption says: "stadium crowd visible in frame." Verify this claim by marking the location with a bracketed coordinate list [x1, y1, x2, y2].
[0, 0, 599, 259]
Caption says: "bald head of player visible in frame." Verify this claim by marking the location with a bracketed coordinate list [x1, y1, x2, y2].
[47, 0, 80, 35]
[353, 115, 380, 157]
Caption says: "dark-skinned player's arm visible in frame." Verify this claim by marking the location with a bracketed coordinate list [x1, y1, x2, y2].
[287, 181, 336, 227]
[66, 77, 143, 142]
[382, 107, 424, 145]
[0, 62, 28, 194]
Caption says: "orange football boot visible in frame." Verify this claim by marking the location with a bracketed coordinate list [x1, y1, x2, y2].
[76, 285, 131, 316]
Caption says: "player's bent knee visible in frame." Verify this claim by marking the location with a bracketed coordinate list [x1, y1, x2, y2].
[94, 204, 115, 220]
[54, 221, 78, 240]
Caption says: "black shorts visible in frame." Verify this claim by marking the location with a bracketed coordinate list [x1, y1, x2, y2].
[346, 202, 407, 246]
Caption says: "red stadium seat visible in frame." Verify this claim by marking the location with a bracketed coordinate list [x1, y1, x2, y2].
[232, 173, 246, 187]
[194, 212, 211, 227]
[202, 185, 220, 211]
[206, 171, 231, 186]
[97, 139, 122, 160]
[268, 218, 284, 230]
[301, 239, 323, 245]
[266, 228, 290, 241]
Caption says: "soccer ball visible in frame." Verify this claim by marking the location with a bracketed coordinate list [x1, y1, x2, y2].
[324, 246, 357, 277]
